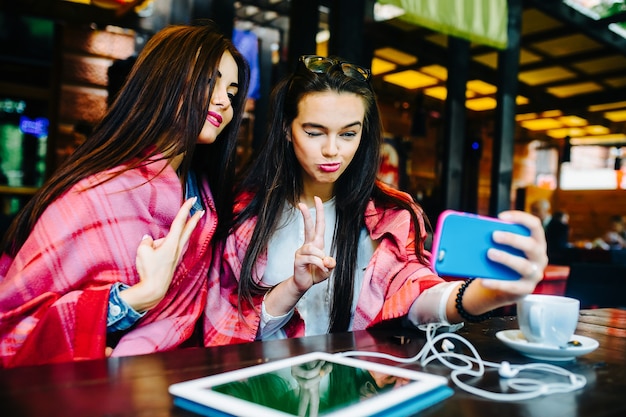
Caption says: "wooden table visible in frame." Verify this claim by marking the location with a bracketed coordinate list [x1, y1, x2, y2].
[1, 308, 625, 417]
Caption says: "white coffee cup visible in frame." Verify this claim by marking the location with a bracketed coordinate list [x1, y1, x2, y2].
[517, 294, 580, 347]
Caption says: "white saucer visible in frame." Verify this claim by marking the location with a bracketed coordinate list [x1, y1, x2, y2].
[495, 329, 599, 361]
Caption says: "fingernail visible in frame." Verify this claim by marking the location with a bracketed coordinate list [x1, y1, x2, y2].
[142, 234, 151, 240]
[189, 196, 198, 204]
[199, 210, 206, 218]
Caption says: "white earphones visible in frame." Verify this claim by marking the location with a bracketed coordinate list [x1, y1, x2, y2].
[441, 339, 455, 353]
[498, 361, 519, 378]
[337, 323, 587, 401]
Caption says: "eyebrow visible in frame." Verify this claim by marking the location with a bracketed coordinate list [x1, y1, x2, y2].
[302, 121, 362, 130]
[215, 70, 239, 89]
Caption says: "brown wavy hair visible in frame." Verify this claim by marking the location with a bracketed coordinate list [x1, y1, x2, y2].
[2, 21, 250, 256]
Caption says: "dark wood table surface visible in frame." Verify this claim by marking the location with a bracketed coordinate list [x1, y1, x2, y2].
[1, 308, 625, 417]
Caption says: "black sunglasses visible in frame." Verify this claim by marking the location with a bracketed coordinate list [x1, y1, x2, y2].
[298, 55, 371, 82]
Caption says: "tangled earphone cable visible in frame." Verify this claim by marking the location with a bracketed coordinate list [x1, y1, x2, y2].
[336, 323, 587, 401]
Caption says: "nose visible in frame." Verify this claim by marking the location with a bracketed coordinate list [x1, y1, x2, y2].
[210, 85, 230, 108]
[321, 135, 339, 157]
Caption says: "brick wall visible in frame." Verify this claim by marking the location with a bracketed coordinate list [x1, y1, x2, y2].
[55, 23, 136, 168]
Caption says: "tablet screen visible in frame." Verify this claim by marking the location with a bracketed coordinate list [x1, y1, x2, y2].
[211, 358, 411, 415]
[169, 352, 452, 417]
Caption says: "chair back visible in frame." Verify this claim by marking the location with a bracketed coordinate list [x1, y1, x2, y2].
[564, 263, 626, 309]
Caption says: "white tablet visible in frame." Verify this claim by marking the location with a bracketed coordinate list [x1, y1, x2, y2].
[169, 351, 453, 417]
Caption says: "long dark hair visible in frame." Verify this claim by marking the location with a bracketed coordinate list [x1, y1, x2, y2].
[236, 58, 428, 332]
[2, 21, 250, 256]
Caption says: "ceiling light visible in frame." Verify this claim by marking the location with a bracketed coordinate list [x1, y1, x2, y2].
[383, 70, 438, 89]
[315, 29, 330, 43]
[570, 134, 626, 146]
[558, 115, 588, 127]
[420, 65, 447, 81]
[466, 97, 497, 111]
[520, 118, 563, 130]
[541, 110, 563, 118]
[585, 125, 610, 135]
[547, 82, 603, 98]
[572, 55, 626, 74]
[374, 47, 417, 66]
[519, 67, 576, 86]
[605, 110, 626, 122]
[516, 113, 538, 121]
[609, 22, 626, 39]
[532, 33, 602, 57]
[371, 57, 397, 75]
[546, 127, 586, 139]
[467, 80, 496, 95]
[588, 101, 626, 112]
[423, 86, 447, 101]
[472, 49, 542, 68]
[373, 3, 405, 21]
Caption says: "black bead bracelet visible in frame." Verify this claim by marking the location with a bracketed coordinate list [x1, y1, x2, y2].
[455, 279, 493, 323]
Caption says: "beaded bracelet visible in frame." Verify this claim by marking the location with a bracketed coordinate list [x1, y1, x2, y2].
[455, 279, 493, 323]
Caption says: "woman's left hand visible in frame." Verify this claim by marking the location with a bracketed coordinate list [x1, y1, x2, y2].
[480, 210, 548, 297]
[121, 197, 204, 312]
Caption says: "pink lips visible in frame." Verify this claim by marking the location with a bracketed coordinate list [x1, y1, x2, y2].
[319, 163, 341, 173]
[206, 111, 223, 128]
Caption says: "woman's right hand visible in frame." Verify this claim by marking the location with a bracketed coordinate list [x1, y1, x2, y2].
[120, 197, 204, 313]
[293, 196, 336, 292]
[263, 196, 336, 318]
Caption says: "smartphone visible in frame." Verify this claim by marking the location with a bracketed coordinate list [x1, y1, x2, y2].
[430, 210, 531, 280]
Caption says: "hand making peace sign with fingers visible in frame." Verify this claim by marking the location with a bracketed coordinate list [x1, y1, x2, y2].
[121, 197, 205, 314]
[293, 196, 337, 293]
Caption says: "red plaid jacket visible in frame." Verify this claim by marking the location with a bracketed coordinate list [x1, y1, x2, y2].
[0, 157, 216, 367]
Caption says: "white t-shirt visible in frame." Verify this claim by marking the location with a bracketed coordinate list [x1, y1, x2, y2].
[258, 199, 455, 339]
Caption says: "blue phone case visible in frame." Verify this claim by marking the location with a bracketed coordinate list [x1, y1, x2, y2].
[430, 210, 531, 280]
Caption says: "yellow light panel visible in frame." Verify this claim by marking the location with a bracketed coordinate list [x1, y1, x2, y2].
[588, 100, 626, 112]
[605, 110, 626, 122]
[519, 67, 576, 86]
[473, 52, 498, 69]
[571, 134, 626, 146]
[374, 47, 417, 66]
[516, 112, 538, 121]
[383, 70, 438, 89]
[585, 125, 610, 135]
[547, 82, 603, 98]
[532, 34, 602, 57]
[371, 57, 397, 76]
[420, 65, 447, 81]
[467, 80, 497, 95]
[606, 76, 626, 88]
[516, 96, 529, 105]
[424, 86, 447, 100]
[541, 110, 563, 118]
[466, 97, 497, 111]
[546, 127, 586, 139]
[520, 118, 563, 131]
[558, 115, 588, 127]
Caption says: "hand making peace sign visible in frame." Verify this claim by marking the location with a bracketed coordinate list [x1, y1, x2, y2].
[292, 196, 337, 293]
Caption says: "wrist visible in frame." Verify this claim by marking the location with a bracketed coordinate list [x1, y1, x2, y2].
[455, 279, 494, 323]
[264, 277, 305, 317]
[118, 282, 165, 312]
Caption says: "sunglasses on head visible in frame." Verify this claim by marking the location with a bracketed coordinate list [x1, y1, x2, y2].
[298, 55, 371, 82]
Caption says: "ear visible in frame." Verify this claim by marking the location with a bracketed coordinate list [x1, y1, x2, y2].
[285, 125, 292, 142]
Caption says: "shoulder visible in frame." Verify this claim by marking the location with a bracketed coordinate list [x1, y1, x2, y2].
[367, 183, 420, 222]
[365, 185, 424, 241]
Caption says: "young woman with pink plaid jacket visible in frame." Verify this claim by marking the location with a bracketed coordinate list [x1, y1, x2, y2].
[202, 55, 548, 346]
